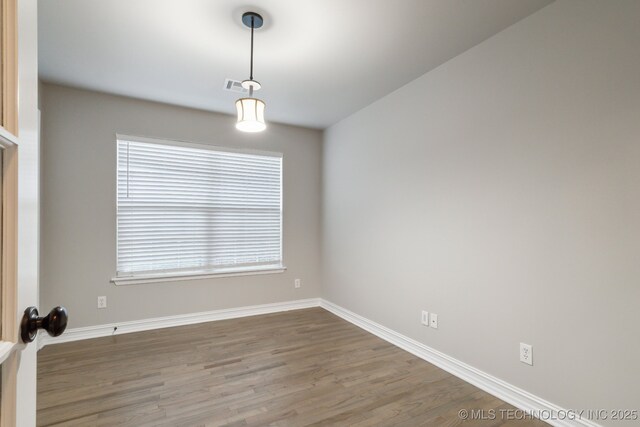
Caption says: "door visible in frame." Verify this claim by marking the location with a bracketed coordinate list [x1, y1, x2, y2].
[0, 0, 45, 425]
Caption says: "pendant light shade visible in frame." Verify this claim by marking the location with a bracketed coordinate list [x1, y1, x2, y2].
[235, 97, 266, 132]
[236, 12, 266, 133]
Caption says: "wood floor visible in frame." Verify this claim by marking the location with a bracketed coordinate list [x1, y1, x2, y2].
[37, 308, 547, 427]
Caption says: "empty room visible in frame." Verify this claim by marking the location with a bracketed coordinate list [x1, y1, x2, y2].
[0, 0, 637, 425]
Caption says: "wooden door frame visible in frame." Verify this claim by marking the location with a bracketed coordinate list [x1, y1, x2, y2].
[0, 133, 18, 427]
[0, 131, 18, 427]
[2, 0, 18, 136]
[0, 0, 18, 424]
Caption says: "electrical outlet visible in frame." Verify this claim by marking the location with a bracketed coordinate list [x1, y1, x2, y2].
[294, 279, 301, 288]
[421, 310, 429, 326]
[520, 343, 533, 365]
[97, 296, 107, 309]
[429, 313, 438, 329]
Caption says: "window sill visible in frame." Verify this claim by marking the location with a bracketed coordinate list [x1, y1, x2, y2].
[111, 265, 287, 286]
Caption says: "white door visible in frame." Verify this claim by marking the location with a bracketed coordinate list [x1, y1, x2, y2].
[0, 0, 44, 425]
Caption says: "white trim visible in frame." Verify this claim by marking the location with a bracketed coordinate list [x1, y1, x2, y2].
[112, 265, 287, 286]
[38, 298, 320, 349]
[0, 126, 18, 147]
[319, 299, 602, 427]
[115, 133, 283, 158]
[0, 341, 16, 364]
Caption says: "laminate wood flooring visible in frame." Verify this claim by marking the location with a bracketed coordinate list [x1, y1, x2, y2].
[37, 307, 548, 427]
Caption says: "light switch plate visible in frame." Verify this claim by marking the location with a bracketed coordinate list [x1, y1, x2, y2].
[421, 311, 429, 326]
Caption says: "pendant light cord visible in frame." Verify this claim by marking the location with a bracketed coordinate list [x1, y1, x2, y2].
[249, 16, 255, 81]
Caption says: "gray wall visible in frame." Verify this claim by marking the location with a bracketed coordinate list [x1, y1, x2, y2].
[41, 83, 322, 328]
[323, 0, 640, 420]
[41, 0, 639, 419]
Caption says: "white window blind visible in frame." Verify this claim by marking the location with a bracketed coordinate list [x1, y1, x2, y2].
[116, 137, 283, 277]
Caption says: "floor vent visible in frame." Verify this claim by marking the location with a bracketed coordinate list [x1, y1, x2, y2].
[223, 78, 248, 94]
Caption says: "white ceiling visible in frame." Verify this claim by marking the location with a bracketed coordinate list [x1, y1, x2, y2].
[39, 0, 552, 129]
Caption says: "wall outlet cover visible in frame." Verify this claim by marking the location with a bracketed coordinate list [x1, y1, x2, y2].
[294, 279, 301, 288]
[520, 343, 533, 365]
[429, 313, 438, 329]
[97, 296, 107, 309]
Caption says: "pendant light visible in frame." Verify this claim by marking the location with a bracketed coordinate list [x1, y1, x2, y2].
[236, 12, 266, 132]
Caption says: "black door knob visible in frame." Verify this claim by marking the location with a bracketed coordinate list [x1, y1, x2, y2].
[20, 306, 68, 343]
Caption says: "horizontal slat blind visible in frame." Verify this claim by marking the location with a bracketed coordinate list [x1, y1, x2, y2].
[117, 138, 282, 276]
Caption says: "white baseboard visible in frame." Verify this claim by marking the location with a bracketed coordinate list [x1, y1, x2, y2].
[319, 299, 601, 427]
[37, 296, 601, 427]
[38, 298, 321, 351]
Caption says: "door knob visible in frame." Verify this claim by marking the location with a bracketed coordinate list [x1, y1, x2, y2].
[20, 306, 68, 343]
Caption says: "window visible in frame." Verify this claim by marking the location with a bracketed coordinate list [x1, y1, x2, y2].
[115, 136, 283, 284]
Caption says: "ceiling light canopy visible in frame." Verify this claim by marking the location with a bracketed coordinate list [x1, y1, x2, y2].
[235, 12, 266, 133]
